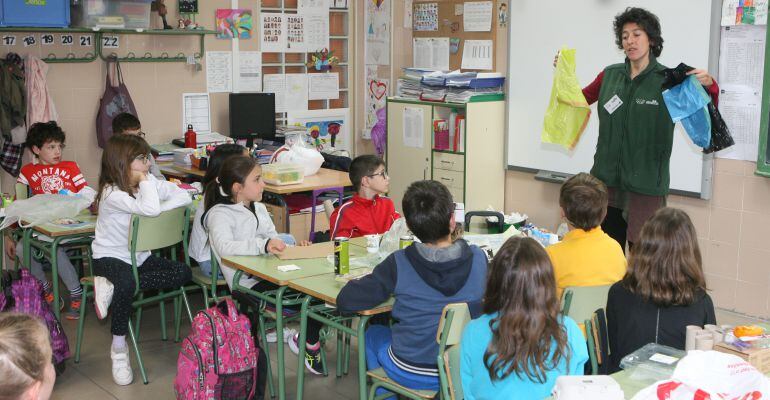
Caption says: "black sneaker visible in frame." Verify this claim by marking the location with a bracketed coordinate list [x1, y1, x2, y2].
[304, 348, 324, 375]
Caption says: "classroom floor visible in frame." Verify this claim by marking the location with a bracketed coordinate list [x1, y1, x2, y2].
[51, 294, 361, 400]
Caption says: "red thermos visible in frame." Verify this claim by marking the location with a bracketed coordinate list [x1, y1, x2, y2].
[184, 124, 197, 148]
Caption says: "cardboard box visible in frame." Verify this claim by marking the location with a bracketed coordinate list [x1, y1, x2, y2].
[714, 342, 770, 374]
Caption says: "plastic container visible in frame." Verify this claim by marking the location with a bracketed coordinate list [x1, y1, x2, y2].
[620, 343, 685, 383]
[70, 0, 151, 30]
[0, 0, 70, 28]
[262, 163, 305, 186]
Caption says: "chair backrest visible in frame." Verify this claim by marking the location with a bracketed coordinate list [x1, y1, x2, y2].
[437, 303, 471, 347]
[443, 345, 464, 400]
[129, 207, 187, 253]
[560, 284, 612, 325]
[15, 183, 28, 200]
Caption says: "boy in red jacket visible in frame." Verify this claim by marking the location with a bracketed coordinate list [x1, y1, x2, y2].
[329, 155, 400, 238]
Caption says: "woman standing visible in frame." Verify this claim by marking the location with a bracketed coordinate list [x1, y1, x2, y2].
[574, 7, 719, 249]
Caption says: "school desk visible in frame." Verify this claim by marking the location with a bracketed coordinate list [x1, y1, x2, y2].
[20, 214, 97, 319]
[289, 271, 393, 400]
[159, 164, 350, 239]
[222, 244, 368, 400]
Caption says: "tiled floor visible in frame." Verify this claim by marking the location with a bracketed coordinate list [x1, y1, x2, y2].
[52, 295, 362, 400]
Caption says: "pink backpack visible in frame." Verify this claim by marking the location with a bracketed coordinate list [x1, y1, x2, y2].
[174, 298, 259, 400]
[0, 269, 70, 372]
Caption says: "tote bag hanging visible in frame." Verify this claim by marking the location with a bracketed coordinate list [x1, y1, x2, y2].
[95, 58, 138, 148]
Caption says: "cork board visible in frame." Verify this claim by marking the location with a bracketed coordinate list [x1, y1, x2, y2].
[412, 0, 498, 71]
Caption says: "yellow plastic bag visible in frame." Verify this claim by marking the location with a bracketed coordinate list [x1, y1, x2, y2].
[542, 48, 591, 150]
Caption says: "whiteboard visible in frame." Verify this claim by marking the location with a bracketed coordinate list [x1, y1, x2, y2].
[505, 0, 718, 196]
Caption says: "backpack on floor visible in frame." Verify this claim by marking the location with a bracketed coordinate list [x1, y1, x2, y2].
[0, 269, 70, 374]
[174, 298, 260, 400]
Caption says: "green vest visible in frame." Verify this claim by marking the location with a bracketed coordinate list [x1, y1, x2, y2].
[590, 57, 674, 197]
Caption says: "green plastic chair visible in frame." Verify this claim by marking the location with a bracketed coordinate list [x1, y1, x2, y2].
[74, 206, 194, 384]
[560, 284, 612, 328]
[367, 303, 471, 400]
[190, 248, 228, 307]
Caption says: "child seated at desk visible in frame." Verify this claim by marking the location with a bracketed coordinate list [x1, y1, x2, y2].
[336, 180, 487, 392]
[112, 112, 165, 180]
[606, 207, 715, 373]
[460, 236, 588, 399]
[545, 173, 626, 300]
[202, 156, 325, 374]
[329, 155, 400, 238]
[5, 121, 96, 320]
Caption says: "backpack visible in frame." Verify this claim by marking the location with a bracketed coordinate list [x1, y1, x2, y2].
[174, 298, 260, 400]
[0, 269, 70, 374]
[95, 58, 138, 149]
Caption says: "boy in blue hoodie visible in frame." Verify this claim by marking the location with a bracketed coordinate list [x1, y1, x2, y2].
[336, 180, 487, 391]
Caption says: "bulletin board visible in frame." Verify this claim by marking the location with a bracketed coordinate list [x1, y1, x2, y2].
[412, 0, 497, 71]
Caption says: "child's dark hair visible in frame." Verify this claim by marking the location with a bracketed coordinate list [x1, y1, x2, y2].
[202, 155, 260, 225]
[402, 180, 454, 243]
[111, 112, 141, 134]
[482, 236, 569, 383]
[349, 155, 385, 192]
[26, 121, 65, 150]
[95, 134, 152, 210]
[614, 7, 664, 58]
[559, 173, 608, 231]
[202, 144, 246, 187]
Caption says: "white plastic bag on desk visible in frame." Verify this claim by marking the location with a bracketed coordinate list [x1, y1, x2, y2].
[270, 132, 324, 176]
[0, 194, 92, 230]
[631, 350, 770, 400]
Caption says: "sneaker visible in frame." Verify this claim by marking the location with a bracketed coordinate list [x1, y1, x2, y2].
[93, 277, 114, 320]
[65, 298, 82, 320]
[110, 345, 133, 385]
[44, 292, 64, 311]
[266, 327, 297, 343]
[288, 333, 324, 375]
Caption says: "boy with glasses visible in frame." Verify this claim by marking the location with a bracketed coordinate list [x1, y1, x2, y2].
[111, 113, 165, 180]
[329, 155, 400, 238]
[7, 121, 96, 319]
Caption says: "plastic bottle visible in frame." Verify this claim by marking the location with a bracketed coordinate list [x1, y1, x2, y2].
[184, 124, 197, 148]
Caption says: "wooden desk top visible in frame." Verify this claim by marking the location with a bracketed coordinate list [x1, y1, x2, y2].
[29, 214, 97, 237]
[287, 272, 393, 315]
[158, 163, 206, 178]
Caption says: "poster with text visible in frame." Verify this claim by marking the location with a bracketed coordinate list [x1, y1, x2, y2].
[260, 13, 286, 52]
[365, 0, 390, 65]
[286, 14, 306, 52]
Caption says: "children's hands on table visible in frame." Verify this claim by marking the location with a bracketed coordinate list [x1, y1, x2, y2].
[267, 238, 286, 254]
[297, 240, 312, 246]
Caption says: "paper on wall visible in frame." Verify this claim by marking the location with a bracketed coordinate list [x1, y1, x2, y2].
[182, 93, 211, 134]
[413, 37, 449, 71]
[365, 65, 389, 130]
[236, 51, 262, 92]
[263, 74, 309, 113]
[286, 14, 306, 53]
[722, 0, 768, 25]
[716, 88, 761, 161]
[260, 13, 286, 52]
[365, 0, 390, 65]
[308, 73, 339, 100]
[463, 1, 493, 32]
[461, 39, 493, 70]
[403, 107, 424, 148]
[413, 2, 438, 31]
[304, 12, 330, 52]
[404, 0, 413, 28]
[298, 0, 330, 11]
[205, 51, 232, 93]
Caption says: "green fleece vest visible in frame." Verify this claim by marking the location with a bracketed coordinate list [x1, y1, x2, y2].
[590, 57, 674, 197]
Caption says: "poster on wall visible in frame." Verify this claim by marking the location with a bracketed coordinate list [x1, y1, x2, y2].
[413, 2, 438, 31]
[722, 0, 768, 25]
[365, 65, 389, 134]
[286, 14, 306, 52]
[260, 13, 286, 52]
[304, 12, 330, 53]
[216, 9, 253, 39]
[287, 108, 351, 152]
[365, 0, 390, 65]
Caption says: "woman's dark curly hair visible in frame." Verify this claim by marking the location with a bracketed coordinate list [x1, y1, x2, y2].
[613, 7, 664, 58]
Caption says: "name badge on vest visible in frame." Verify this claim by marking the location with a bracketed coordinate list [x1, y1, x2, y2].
[603, 94, 623, 114]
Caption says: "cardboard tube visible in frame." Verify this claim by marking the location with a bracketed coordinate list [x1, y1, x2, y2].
[695, 334, 714, 351]
[686, 325, 703, 351]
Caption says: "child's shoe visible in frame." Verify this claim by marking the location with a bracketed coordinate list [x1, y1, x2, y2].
[65, 297, 81, 320]
[288, 333, 324, 375]
[111, 345, 133, 385]
[44, 291, 64, 311]
[266, 327, 297, 343]
[93, 277, 114, 320]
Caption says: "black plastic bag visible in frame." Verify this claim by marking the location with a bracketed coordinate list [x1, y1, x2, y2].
[703, 102, 735, 154]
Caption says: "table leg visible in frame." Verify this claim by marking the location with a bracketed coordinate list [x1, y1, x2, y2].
[357, 315, 372, 400]
[296, 296, 312, 400]
[50, 238, 62, 319]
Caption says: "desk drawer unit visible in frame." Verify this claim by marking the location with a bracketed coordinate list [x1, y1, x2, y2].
[433, 169, 464, 202]
[432, 152, 465, 173]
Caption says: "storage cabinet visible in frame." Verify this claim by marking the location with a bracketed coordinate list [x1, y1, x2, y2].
[385, 97, 505, 213]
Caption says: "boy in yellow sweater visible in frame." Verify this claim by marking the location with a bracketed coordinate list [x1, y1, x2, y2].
[547, 173, 626, 299]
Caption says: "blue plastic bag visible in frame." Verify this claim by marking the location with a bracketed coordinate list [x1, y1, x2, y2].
[662, 75, 711, 148]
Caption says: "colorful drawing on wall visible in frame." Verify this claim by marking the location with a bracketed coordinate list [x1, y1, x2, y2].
[216, 9, 253, 39]
[305, 120, 343, 150]
[365, 0, 390, 65]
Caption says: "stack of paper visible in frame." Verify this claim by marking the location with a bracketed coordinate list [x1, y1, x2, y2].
[445, 71, 477, 87]
[396, 77, 422, 99]
[445, 86, 503, 103]
[420, 86, 446, 102]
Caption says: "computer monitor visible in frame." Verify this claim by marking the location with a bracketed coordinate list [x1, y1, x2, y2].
[229, 93, 277, 146]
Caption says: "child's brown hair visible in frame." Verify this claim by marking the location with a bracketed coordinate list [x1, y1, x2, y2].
[559, 173, 608, 231]
[95, 134, 152, 209]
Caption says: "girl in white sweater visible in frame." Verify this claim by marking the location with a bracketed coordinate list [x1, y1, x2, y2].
[202, 155, 324, 375]
[91, 134, 192, 386]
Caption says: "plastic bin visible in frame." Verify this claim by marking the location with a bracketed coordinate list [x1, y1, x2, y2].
[0, 0, 70, 28]
[70, 0, 151, 30]
[263, 163, 304, 186]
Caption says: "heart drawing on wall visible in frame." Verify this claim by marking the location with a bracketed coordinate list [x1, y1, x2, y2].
[369, 80, 387, 100]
